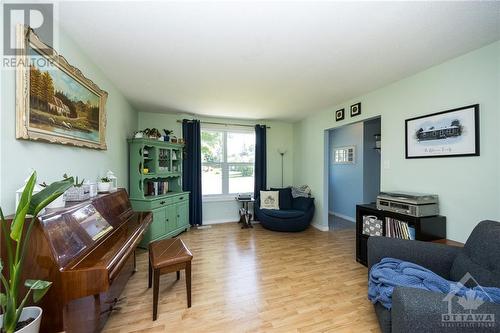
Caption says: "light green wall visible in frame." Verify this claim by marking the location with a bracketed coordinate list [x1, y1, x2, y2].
[294, 41, 500, 242]
[138, 112, 294, 223]
[0, 29, 138, 214]
[139, 112, 294, 188]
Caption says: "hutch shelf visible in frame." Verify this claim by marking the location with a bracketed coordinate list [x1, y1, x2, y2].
[128, 138, 190, 247]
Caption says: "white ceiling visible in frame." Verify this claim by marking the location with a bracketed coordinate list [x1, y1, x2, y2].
[58, 1, 500, 122]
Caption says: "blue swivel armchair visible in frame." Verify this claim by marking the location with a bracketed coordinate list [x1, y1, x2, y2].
[255, 188, 315, 232]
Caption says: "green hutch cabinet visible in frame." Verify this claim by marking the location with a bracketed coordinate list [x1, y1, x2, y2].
[128, 138, 190, 247]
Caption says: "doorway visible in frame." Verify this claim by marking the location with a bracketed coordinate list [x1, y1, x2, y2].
[327, 117, 381, 231]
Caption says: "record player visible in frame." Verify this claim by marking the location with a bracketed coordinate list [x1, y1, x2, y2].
[376, 191, 439, 217]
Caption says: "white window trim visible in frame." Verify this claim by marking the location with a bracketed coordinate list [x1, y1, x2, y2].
[201, 125, 255, 200]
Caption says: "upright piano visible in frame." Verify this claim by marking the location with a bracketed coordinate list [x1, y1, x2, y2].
[1, 189, 152, 332]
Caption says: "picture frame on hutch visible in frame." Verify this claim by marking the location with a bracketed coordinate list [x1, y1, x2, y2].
[405, 104, 479, 159]
[15, 25, 108, 150]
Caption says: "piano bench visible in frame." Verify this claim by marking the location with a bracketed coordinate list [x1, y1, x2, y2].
[148, 237, 193, 321]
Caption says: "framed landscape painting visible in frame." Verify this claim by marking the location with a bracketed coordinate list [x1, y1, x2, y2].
[405, 104, 479, 159]
[16, 25, 108, 150]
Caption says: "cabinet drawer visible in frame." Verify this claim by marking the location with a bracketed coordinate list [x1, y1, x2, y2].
[150, 198, 172, 210]
[172, 194, 188, 203]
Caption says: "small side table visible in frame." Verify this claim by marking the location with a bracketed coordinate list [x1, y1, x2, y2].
[432, 239, 464, 247]
[236, 197, 254, 229]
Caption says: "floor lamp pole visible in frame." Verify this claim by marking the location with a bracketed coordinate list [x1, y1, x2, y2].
[278, 150, 286, 187]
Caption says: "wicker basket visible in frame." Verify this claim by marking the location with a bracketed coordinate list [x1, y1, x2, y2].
[66, 185, 90, 202]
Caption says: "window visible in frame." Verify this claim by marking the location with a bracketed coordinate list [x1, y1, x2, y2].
[333, 146, 355, 164]
[201, 127, 255, 197]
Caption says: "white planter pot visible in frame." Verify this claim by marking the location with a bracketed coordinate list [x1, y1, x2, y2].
[98, 182, 110, 193]
[46, 194, 66, 209]
[0, 306, 42, 333]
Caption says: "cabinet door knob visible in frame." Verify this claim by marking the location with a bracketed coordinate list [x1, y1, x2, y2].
[166, 219, 169, 222]
[179, 197, 184, 200]
[177, 215, 180, 218]
[160, 201, 166, 204]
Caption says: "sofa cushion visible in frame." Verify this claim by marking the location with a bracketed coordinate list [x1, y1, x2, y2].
[292, 197, 314, 212]
[260, 209, 305, 219]
[270, 187, 293, 210]
[260, 190, 279, 210]
[450, 220, 500, 288]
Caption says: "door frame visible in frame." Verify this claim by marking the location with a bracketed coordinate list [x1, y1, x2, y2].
[324, 116, 382, 230]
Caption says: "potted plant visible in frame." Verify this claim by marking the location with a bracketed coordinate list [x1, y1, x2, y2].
[63, 175, 90, 202]
[133, 130, 144, 139]
[163, 129, 173, 142]
[97, 177, 111, 193]
[141, 128, 162, 140]
[0, 171, 73, 333]
[38, 183, 65, 209]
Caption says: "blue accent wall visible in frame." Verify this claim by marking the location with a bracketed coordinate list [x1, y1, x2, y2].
[328, 118, 381, 220]
[329, 122, 364, 219]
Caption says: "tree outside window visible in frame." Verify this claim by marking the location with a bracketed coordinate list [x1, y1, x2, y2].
[201, 128, 255, 196]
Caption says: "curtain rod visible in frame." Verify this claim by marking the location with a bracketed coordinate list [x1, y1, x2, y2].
[176, 120, 270, 129]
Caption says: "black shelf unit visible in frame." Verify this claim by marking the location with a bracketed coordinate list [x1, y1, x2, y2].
[356, 204, 446, 267]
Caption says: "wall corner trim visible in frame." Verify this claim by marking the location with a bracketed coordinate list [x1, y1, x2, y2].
[311, 223, 329, 232]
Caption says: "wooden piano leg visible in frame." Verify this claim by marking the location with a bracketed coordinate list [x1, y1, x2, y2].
[153, 268, 160, 321]
[133, 250, 137, 273]
[176, 271, 180, 280]
[148, 259, 152, 289]
[185, 261, 192, 308]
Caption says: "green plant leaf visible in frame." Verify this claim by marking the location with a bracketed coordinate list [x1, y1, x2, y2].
[0, 293, 6, 307]
[10, 172, 37, 242]
[28, 177, 74, 216]
[25, 279, 52, 303]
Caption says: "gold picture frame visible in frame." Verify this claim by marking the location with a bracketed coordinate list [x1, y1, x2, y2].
[16, 25, 108, 150]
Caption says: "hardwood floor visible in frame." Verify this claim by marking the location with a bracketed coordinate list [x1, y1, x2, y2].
[104, 223, 380, 333]
[328, 214, 356, 231]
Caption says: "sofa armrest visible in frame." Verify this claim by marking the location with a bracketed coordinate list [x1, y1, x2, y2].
[392, 287, 500, 333]
[367, 236, 461, 279]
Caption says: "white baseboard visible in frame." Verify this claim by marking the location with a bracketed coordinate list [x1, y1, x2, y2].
[311, 223, 329, 232]
[203, 219, 260, 225]
[203, 219, 237, 225]
[330, 212, 355, 223]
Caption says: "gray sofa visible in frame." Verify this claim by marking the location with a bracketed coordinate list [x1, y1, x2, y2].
[368, 220, 500, 333]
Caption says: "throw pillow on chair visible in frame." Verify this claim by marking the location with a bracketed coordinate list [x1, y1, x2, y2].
[260, 190, 279, 209]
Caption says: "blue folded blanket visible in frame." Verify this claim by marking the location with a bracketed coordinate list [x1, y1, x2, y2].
[368, 258, 500, 310]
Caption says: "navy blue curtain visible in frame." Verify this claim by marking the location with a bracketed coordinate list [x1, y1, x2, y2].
[254, 124, 267, 202]
[182, 119, 203, 226]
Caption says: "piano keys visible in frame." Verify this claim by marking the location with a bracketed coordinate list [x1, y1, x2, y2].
[1, 189, 152, 332]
